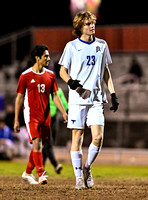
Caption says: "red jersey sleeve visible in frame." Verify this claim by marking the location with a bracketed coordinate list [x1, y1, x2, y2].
[52, 74, 58, 93]
[16, 74, 27, 94]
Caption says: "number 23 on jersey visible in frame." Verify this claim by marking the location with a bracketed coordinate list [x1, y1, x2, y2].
[87, 55, 95, 66]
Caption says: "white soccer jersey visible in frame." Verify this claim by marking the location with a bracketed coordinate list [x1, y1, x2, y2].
[59, 37, 112, 105]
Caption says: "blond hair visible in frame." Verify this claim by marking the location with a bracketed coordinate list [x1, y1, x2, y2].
[72, 11, 97, 37]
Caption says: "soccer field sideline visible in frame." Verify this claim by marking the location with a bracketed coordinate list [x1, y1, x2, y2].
[14, 147, 148, 166]
[51, 147, 148, 166]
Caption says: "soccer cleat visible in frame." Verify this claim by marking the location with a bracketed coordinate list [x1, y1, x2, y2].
[75, 177, 85, 190]
[38, 171, 48, 184]
[22, 171, 38, 184]
[55, 164, 63, 174]
[83, 165, 94, 188]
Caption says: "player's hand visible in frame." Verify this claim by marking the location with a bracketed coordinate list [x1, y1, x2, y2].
[110, 93, 119, 112]
[14, 120, 20, 133]
[63, 112, 68, 123]
[76, 87, 91, 99]
[67, 78, 83, 90]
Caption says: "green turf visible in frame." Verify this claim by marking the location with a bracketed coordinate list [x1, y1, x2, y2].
[0, 160, 148, 180]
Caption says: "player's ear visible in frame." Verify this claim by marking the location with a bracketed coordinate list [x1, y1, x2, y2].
[35, 56, 40, 62]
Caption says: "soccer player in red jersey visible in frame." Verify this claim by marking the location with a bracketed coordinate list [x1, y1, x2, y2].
[14, 45, 68, 184]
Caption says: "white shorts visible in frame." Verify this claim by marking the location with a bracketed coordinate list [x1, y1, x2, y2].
[67, 102, 104, 129]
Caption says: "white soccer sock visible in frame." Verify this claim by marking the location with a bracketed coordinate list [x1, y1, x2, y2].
[85, 143, 102, 167]
[70, 150, 83, 178]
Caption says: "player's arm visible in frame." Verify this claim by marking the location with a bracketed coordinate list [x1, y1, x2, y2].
[59, 66, 82, 89]
[103, 65, 119, 112]
[52, 91, 68, 123]
[59, 66, 70, 83]
[103, 65, 115, 94]
[14, 93, 24, 132]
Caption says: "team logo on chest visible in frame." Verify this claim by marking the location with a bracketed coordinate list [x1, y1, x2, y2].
[96, 46, 101, 52]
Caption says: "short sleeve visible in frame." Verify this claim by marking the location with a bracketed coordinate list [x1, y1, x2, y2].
[16, 74, 27, 94]
[58, 42, 71, 69]
[52, 74, 58, 93]
[105, 43, 112, 66]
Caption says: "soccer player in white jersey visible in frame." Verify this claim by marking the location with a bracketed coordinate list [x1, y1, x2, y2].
[59, 11, 119, 189]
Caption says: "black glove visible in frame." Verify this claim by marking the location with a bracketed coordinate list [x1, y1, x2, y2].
[110, 93, 119, 112]
[67, 78, 83, 90]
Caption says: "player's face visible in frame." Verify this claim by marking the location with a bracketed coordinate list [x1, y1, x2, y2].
[39, 50, 50, 67]
[81, 19, 95, 36]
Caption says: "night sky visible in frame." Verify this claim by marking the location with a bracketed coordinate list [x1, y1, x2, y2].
[0, 0, 147, 37]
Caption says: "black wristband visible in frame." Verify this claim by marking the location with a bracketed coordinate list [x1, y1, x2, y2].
[111, 93, 117, 99]
[67, 78, 73, 86]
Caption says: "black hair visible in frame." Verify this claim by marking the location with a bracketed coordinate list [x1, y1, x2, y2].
[31, 44, 48, 64]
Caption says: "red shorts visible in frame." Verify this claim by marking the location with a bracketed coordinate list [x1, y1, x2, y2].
[26, 121, 51, 143]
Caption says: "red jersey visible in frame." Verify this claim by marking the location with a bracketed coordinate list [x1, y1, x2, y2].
[16, 67, 58, 125]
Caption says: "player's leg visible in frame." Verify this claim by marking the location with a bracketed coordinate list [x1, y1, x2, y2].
[24, 122, 48, 184]
[84, 103, 104, 188]
[22, 149, 38, 184]
[32, 137, 48, 184]
[86, 125, 104, 167]
[28, 122, 44, 178]
[71, 129, 85, 189]
[42, 143, 47, 166]
[42, 117, 57, 168]
[48, 119, 63, 173]
[42, 125, 52, 167]
[42, 141, 62, 174]
[68, 104, 86, 189]
[22, 122, 40, 184]
[22, 137, 46, 185]
[85, 103, 104, 166]
[71, 129, 84, 177]
[26, 149, 35, 174]
[83, 125, 104, 188]
[32, 137, 44, 176]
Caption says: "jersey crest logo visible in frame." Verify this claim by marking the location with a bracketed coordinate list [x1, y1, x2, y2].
[31, 79, 36, 83]
[96, 46, 101, 52]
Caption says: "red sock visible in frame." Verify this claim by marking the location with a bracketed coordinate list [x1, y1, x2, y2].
[33, 152, 44, 177]
[26, 149, 35, 174]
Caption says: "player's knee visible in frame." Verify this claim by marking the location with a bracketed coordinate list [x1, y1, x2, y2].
[92, 135, 103, 147]
[32, 138, 42, 152]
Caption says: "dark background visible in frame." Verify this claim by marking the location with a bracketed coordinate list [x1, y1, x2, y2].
[0, 0, 147, 37]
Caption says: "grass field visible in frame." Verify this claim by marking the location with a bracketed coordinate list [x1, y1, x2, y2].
[0, 160, 148, 179]
[0, 161, 148, 199]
